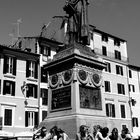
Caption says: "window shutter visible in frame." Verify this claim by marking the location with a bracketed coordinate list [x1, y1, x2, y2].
[133, 85, 135, 92]
[108, 63, 111, 72]
[34, 112, 38, 126]
[35, 62, 38, 79]
[13, 58, 17, 76]
[136, 118, 138, 127]
[3, 81, 6, 95]
[129, 85, 131, 92]
[123, 85, 125, 95]
[11, 82, 15, 96]
[121, 105, 125, 118]
[25, 111, 28, 127]
[112, 104, 115, 117]
[26, 61, 29, 77]
[3, 55, 7, 74]
[34, 85, 38, 98]
[106, 104, 109, 117]
[132, 118, 135, 127]
[121, 67, 123, 75]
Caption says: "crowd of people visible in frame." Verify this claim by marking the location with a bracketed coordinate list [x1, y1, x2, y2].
[32, 125, 138, 140]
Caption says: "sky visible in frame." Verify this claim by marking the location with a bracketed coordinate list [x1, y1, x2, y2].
[0, 0, 140, 66]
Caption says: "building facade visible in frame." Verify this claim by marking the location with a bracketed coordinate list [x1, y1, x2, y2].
[0, 45, 39, 135]
[88, 27, 132, 131]
[128, 65, 140, 136]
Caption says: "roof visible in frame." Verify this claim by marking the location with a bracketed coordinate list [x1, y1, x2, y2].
[0, 45, 40, 61]
[89, 25, 126, 42]
[128, 64, 140, 71]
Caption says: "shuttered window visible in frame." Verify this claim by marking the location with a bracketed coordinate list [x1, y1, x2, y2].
[3, 56, 16, 75]
[116, 65, 123, 75]
[25, 111, 38, 127]
[132, 117, 139, 127]
[117, 83, 125, 95]
[106, 103, 115, 118]
[104, 81, 111, 92]
[26, 84, 37, 98]
[120, 104, 126, 118]
[4, 109, 12, 126]
[102, 46, 107, 56]
[41, 89, 48, 105]
[3, 80, 15, 96]
[105, 62, 111, 73]
[26, 61, 38, 79]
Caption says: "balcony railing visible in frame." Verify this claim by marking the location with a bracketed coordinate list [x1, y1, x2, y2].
[94, 48, 129, 62]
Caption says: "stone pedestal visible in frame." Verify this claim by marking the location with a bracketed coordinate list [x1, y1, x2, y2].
[41, 43, 106, 139]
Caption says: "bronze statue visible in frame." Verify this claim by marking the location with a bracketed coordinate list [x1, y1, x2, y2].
[63, 0, 90, 45]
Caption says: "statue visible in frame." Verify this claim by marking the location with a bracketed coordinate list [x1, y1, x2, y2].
[63, 0, 90, 45]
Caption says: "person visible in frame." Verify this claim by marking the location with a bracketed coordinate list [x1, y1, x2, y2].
[124, 128, 132, 140]
[33, 126, 49, 140]
[76, 125, 90, 140]
[109, 128, 119, 140]
[94, 125, 103, 140]
[119, 129, 126, 140]
[56, 128, 69, 140]
[101, 127, 110, 140]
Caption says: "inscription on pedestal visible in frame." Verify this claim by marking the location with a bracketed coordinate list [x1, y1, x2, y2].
[79, 85, 102, 110]
[51, 86, 71, 111]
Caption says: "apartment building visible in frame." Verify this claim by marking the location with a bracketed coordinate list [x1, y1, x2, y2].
[88, 26, 132, 132]
[128, 65, 140, 136]
[14, 36, 62, 124]
[0, 45, 39, 134]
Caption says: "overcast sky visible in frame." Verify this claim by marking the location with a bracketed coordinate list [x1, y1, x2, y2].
[0, 0, 140, 66]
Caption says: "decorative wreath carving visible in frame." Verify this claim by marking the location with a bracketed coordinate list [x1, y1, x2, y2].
[62, 69, 73, 85]
[49, 74, 59, 88]
[91, 72, 102, 87]
[77, 69, 88, 84]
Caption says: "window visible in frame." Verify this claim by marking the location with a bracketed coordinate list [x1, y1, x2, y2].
[104, 81, 111, 92]
[40, 46, 51, 56]
[105, 62, 111, 73]
[106, 103, 115, 117]
[41, 67, 48, 83]
[132, 117, 138, 127]
[42, 111, 47, 121]
[25, 111, 38, 127]
[102, 46, 107, 56]
[114, 39, 120, 46]
[41, 89, 48, 105]
[129, 70, 132, 78]
[120, 104, 126, 118]
[129, 84, 135, 92]
[26, 84, 37, 98]
[117, 83, 125, 95]
[4, 109, 12, 126]
[26, 61, 38, 79]
[115, 50, 121, 60]
[3, 56, 16, 75]
[102, 34, 108, 42]
[116, 65, 123, 75]
[3, 80, 15, 96]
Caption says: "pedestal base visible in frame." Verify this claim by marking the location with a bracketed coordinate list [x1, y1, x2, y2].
[40, 114, 107, 140]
